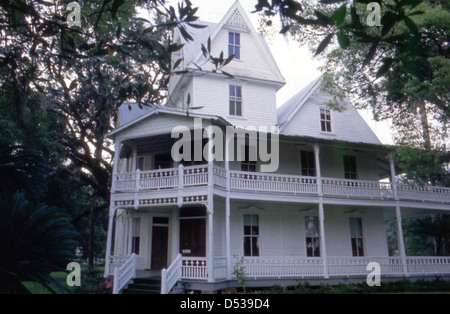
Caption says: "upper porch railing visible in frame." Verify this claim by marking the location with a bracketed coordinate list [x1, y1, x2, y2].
[113, 165, 450, 205]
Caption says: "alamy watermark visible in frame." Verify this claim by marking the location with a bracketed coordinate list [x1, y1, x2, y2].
[66, 2, 81, 27]
[66, 262, 81, 287]
[171, 118, 280, 172]
[366, 262, 381, 287]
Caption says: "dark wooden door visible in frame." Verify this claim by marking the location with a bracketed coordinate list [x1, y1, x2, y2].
[179, 219, 206, 257]
[151, 225, 168, 269]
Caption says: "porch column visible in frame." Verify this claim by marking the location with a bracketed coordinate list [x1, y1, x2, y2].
[314, 144, 328, 278]
[104, 206, 116, 277]
[206, 126, 215, 283]
[225, 133, 232, 279]
[127, 210, 134, 255]
[389, 153, 408, 276]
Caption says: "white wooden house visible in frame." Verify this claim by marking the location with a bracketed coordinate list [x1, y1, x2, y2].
[104, 1, 450, 294]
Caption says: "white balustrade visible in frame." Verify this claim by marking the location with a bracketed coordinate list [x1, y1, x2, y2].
[213, 256, 228, 280]
[114, 173, 136, 192]
[161, 253, 183, 294]
[213, 167, 227, 188]
[406, 256, 450, 275]
[183, 166, 209, 187]
[139, 168, 178, 190]
[398, 184, 450, 203]
[230, 171, 318, 194]
[112, 166, 450, 204]
[181, 257, 209, 280]
[239, 256, 324, 278]
[327, 256, 404, 276]
[322, 178, 394, 199]
[113, 254, 137, 294]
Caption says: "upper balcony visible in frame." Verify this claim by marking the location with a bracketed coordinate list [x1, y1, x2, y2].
[112, 164, 450, 208]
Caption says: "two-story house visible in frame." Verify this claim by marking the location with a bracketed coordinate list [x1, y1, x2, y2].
[104, 1, 450, 294]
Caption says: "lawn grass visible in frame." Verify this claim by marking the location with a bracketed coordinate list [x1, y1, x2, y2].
[22, 265, 105, 294]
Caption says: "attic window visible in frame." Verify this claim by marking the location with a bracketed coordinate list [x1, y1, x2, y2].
[320, 108, 332, 133]
[228, 32, 241, 60]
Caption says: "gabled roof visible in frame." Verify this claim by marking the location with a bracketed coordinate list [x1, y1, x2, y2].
[277, 75, 382, 145]
[277, 74, 323, 127]
[108, 104, 231, 138]
[178, 0, 285, 86]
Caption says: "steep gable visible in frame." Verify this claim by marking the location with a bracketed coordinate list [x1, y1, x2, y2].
[278, 77, 382, 145]
[175, 1, 285, 87]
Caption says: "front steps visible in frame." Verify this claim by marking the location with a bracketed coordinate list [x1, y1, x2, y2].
[122, 277, 161, 294]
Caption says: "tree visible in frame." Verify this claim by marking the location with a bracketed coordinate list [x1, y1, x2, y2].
[0, 192, 77, 294]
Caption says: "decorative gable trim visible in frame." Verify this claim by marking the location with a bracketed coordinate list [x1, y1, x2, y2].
[224, 8, 249, 32]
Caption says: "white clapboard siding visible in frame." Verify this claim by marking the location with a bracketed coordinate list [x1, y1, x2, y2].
[281, 92, 381, 145]
[192, 75, 278, 128]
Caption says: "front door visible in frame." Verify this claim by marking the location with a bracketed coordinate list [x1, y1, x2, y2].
[179, 218, 206, 257]
[151, 217, 169, 270]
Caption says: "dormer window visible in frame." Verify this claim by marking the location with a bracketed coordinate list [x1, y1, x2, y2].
[320, 108, 332, 133]
[228, 32, 241, 60]
[229, 85, 242, 116]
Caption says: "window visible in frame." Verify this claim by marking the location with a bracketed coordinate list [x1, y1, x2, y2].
[320, 108, 332, 133]
[154, 153, 173, 169]
[305, 216, 321, 257]
[343, 155, 357, 180]
[132, 217, 141, 255]
[229, 85, 242, 116]
[137, 157, 144, 171]
[241, 145, 257, 173]
[301, 151, 316, 177]
[243, 214, 259, 256]
[349, 218, 364, 256]
[228, 32, 241, 59]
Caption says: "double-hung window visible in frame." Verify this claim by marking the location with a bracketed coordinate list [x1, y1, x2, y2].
[132, 217, 141, 255]
[243, 214, 259, 256]
[350, 218, 364, 257]
[301, 151, 316, 177]
[305, 216, 321, 257]
[229, 85, 242, 116]
[320, 108, 332, 133]
[228, 32, 241, 59]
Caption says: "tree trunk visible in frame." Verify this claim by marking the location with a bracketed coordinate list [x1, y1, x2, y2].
[88, 195, 95, 267]
[417, 100, 431, 150]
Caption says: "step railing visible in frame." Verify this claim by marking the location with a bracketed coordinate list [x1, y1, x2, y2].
[113, 253, 137, 294]
[161, 253, 183, 294]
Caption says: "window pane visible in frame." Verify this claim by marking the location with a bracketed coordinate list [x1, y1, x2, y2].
[244, 214, 251, 226]
[235, 33, 240, 45]
[236, 101, 242, 116]
[251, 237, 259, 256]
[236, 86, 242, 98]
[234, 47, 240, 59]
[133, 217, 141, 236]
[305, 216, 319, 237]
[349, 218, 363, 237]
[230, 101, 236, 116]
[244, 237, 251, 256]
[132, 237, 140, 255]
[306, 237, 320, 257]
[230, 85, 235, 97]
[229, 32, 234, 44]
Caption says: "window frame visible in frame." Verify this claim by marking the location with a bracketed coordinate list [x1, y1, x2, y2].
[132, 217, 141, 255]
[229, 85, 243, 117]
[320, 107, 332, 133]
[228, 32, 241, 60]
[349, 217, 365, 257]
[300, 151, 316, 177]
[305, 216, 321, 257]
[243, 214, 260, 257]
[343, 155, 358, 180]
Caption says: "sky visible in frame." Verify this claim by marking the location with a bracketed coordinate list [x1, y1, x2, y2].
[165, 0, 394, 144]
